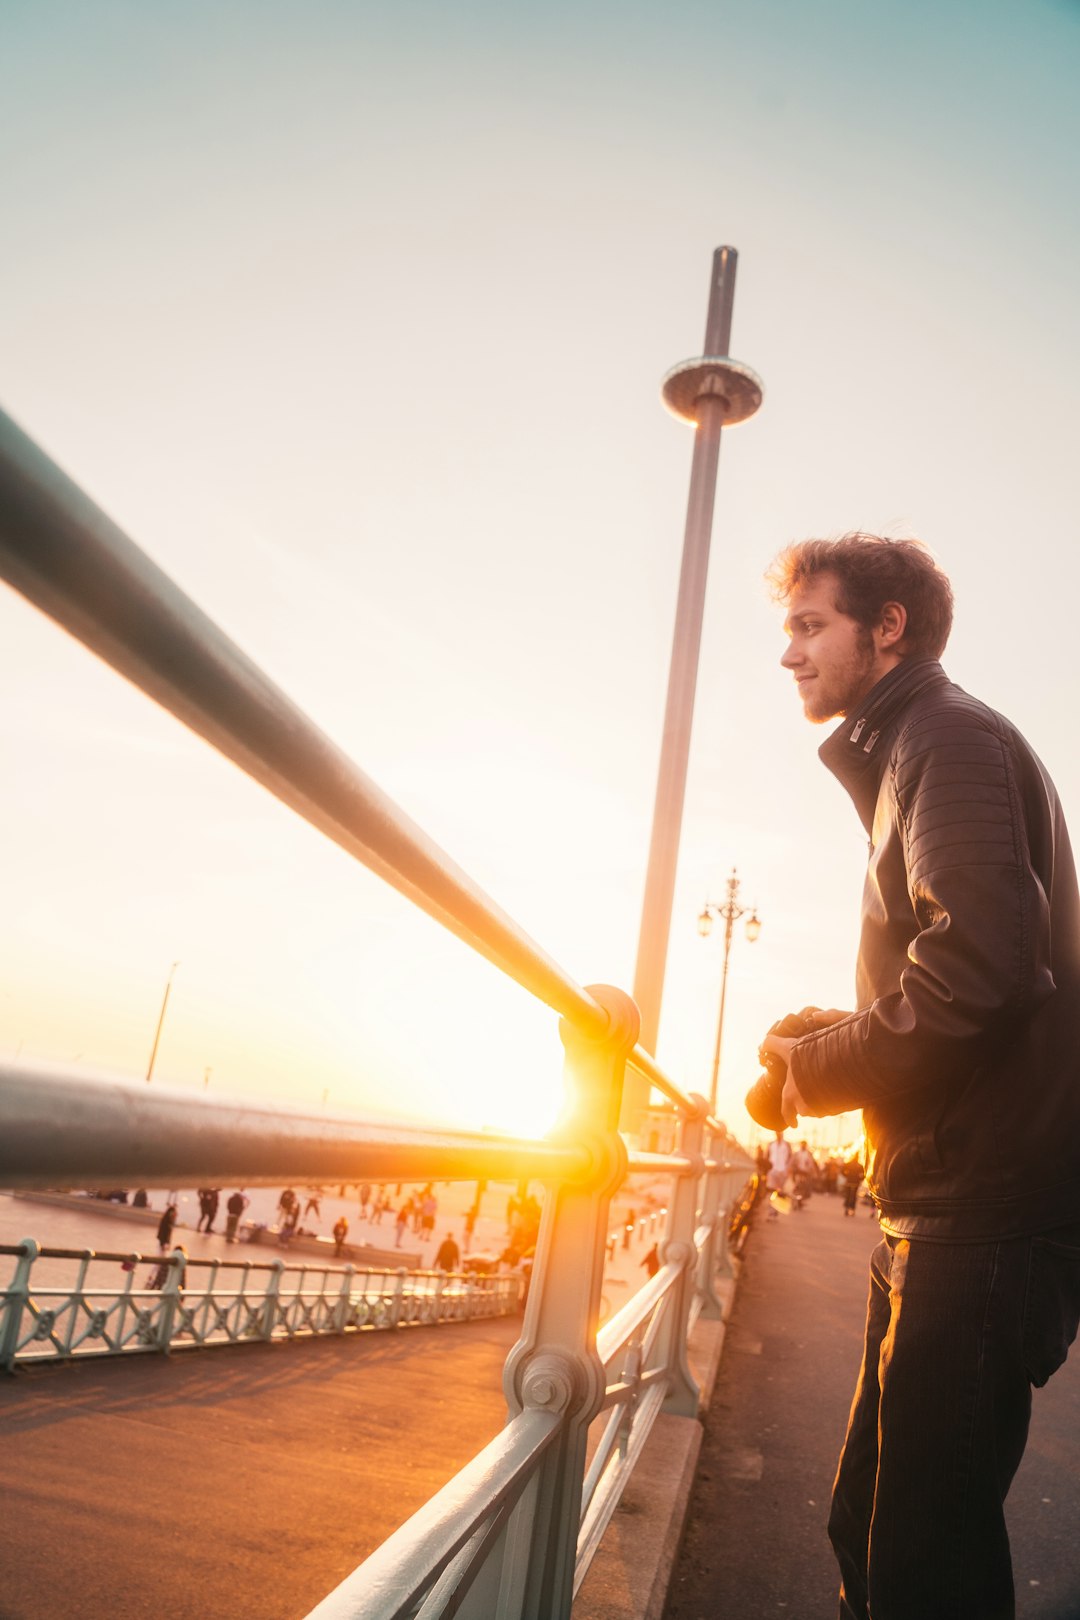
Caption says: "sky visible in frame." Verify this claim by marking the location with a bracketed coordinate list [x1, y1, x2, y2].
[1, 0, 1078, 1142]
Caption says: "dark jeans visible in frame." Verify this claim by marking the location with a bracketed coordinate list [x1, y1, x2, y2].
[831, 1225, 1080, 1620]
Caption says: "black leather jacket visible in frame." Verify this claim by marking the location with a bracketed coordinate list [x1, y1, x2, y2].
[791, 658, 1080, 1240]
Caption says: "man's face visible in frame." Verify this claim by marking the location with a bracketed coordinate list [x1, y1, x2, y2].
[780, 573, 881, 724]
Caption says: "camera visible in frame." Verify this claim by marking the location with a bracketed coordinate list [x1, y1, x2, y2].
[744, 1052, 789, 1132]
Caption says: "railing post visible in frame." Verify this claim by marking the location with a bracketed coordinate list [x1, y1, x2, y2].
[156, 1245, 187, 1354]
[334, 1264, 355, 1334]
[694, 1130, 726, 1319]
[0, 1239, 38, 1371]
[656, 1096, 707, 1417]
[493, 983, 637, 1620]
[261, 1258, 285, 1342]
[390, 1268, 408, 1329]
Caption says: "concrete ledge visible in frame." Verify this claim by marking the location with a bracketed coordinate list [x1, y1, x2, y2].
[10, 1190, 162, 1226]
[574, 1413, 703, 1620]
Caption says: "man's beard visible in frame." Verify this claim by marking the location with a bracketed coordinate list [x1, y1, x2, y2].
[802, 631, 878, 724]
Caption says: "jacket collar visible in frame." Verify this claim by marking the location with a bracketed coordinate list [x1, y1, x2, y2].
[818, 658, 949, 832]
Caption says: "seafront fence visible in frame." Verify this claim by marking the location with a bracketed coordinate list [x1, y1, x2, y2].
[0, 1242, 521, 1370]
[0, 406, 756, 1619]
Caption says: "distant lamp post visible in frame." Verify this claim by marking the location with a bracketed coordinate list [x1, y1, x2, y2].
[698, 869, 761, 1114]
[145, 960, 179, 1083]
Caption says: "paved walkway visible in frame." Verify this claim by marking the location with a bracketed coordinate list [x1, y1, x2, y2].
[0, 1293, 519, 1619]
[0, 1187, 667, 1619]
[664, 1192, 1080, 1620]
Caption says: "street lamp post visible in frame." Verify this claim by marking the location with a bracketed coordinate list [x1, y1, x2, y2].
[145, 960, 179, 1083]
[698, 870, 761, 1115]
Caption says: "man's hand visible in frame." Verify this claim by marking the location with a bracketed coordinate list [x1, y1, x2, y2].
[802, 1007, 851, 1032]
[762, 1031, 811, 1127]
[780, 1071, 809, 1129]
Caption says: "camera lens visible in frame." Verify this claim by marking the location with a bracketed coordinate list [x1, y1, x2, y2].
[744, 1064, 787, 1132]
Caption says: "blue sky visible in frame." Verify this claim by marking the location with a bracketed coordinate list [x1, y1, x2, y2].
[1, 0, 1077, 1137]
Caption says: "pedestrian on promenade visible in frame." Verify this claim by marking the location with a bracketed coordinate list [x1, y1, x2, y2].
[641, 1243, 660, 1278]
[303, 1192, 321, 1223]
[791, 1140, 816, 1209]
[359, 1183, 372, 1219]
[332, 1216, 349, 1257]
[394, 1202, 410, 1248]
[765, 1131, 792, 1219]
[840, 1153, 864, 1217]
[761, 534, 1080, 1620]
[225, 1189, 248, 1243]
[434, 1232, 460, 1272]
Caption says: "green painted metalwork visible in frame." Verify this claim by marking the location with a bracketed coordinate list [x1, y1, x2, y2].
[0, 1241, 521, 1370]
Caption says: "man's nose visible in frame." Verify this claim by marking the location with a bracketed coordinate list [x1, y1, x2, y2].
[780, 642, 800, 669]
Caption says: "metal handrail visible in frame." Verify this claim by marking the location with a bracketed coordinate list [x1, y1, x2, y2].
[625, 1044, 698, 1114]
[0, 1062, 591, 1189]
[0, 407, 608, 1042]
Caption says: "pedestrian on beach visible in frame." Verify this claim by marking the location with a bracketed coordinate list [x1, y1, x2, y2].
[761, 534, 1080, 1619]
[196, 1188, 219, 1234]
[332, 1216, 349, 1257]
[225, 1189, 248, 1243]
[434, 1232, 460, 1272]
[156, 1202, 178, 1253]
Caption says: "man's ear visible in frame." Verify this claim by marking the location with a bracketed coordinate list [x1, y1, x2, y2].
[878, 600, 907, 651]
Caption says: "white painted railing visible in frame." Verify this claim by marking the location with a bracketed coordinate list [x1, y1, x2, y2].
[0, 1240, 521, 1370]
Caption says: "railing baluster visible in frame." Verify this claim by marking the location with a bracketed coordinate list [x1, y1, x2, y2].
[334, 1264, 354, 1334]
[0, 1239, 37, 1371]
[655, 1100, 706, 1417]
[156, 1246, 187, 1353]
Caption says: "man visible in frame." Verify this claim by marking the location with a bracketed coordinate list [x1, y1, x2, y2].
[434, 1232, 460, 1273]
[791, 1139, 816, 1208]
[761, 533, 1080, 1620]
[225, 1188, 248, 1243]
[765, 1129, 793, 1218]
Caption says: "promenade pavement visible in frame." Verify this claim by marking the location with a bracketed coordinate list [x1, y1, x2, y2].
[664, 1191, 1080, 1620]
[0, 1183, 669, 1619]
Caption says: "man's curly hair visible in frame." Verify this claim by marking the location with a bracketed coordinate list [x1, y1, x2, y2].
[766, 533, 954, 661]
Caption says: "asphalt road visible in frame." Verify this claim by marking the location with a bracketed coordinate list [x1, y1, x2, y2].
[664, 1194, 1080, 1620]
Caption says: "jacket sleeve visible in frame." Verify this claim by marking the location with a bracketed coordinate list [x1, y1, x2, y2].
[791, 705, 1055, 1115]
